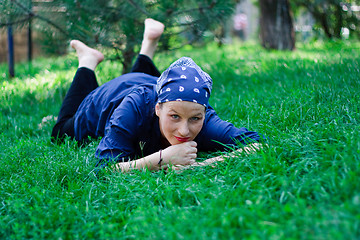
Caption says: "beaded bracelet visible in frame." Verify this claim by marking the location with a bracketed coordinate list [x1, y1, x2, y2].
[158, 149, 163, 167]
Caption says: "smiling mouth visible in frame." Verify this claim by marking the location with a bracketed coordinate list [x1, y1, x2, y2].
[175, 136, 190, 142]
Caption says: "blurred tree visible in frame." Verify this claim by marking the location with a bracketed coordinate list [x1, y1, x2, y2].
[291, 0, 359, 39]
[0, 0, 236, 73]
[259, 0, 295, 50]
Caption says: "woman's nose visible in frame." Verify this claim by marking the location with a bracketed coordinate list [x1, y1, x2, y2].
[178, 121, 190, 136]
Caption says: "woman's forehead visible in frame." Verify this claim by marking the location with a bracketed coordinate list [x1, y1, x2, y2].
[162, 101, 205, 112]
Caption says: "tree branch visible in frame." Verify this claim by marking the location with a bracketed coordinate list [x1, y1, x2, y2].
[12, 0, 31, 13]
[126, 0, 148, 16]
[8, 0, 69, 37]
[0, 15, 32, 27]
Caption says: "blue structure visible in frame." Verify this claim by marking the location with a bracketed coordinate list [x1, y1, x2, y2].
[8, 25, 14, 77]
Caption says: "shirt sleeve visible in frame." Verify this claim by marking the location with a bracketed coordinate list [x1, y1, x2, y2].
[196, 106, 263, 152]
[94, 89, 148, 168]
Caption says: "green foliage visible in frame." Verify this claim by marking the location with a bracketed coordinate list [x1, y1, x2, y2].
[291, 0, 359, 39]
[0, 41, 360, 239]
[0, 0, 236, 72]
[0, 0, 31, 29]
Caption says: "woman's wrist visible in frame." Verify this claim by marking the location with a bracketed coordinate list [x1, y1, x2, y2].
[146, 150, 164, 171]
[157, 149, 163, 169]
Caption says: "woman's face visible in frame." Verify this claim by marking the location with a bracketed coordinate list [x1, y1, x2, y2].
[155, 101, 205, 145]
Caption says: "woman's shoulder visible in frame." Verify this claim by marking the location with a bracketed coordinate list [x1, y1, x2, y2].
[108, 84, 158, 142]
[124, 80, 158, 107]
[110, 82, 158, 123]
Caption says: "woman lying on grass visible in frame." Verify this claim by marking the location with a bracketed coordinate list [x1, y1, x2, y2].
[51, 18, 263, 172]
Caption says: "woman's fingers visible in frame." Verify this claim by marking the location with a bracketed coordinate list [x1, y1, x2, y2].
[185, 141, 197, 155]
[162, 141, 198, 166]
[189, 153, 197, 160]
[187, 141, 197, 148]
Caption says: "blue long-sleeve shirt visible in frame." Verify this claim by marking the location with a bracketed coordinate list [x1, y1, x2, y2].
[73, 72, 261, 167]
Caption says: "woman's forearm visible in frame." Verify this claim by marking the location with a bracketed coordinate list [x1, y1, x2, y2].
[111, 143, 263, 172]
[112, 151, 162, 173]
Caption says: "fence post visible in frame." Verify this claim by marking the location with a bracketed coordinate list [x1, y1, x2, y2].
[7, 25, 15, 78]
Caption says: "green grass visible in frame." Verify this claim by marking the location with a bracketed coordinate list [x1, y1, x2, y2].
[1, 40, 359, 239]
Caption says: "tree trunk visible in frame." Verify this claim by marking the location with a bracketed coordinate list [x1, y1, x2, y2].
[259, 0, 295, 50]
[334, 3, 343, 39]
[121, 48, 136, 74]
[311, 4, 333, 39]
[318, 12, 333, 38]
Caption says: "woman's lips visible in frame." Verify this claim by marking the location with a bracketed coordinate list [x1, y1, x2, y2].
[175, 136, 190, 142]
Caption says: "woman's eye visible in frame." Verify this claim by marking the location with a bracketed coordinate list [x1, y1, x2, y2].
[190, 117, 200, 121]
[171, 115, 180, 119]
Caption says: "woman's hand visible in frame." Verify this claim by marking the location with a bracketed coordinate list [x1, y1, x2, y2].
[162, 141, 198, 166]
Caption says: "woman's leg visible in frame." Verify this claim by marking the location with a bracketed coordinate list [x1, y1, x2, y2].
[51, 41, 104, 142]
[131, 18, 164, 77]
[131, 54, 161, 77]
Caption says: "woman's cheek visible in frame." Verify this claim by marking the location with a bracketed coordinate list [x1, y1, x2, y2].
[193, 121, 204, 133]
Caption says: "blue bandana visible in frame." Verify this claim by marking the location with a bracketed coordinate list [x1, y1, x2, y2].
[156, 57, 213, 107]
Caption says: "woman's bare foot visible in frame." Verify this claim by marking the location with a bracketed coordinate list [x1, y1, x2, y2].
[139, 18, 165, 60]
[143, 18, 165, 40]
[70, 40, 104, 71]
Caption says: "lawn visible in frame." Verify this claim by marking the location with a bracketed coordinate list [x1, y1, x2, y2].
[0, 40, 359, 239]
